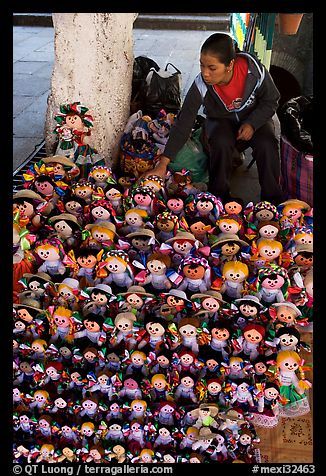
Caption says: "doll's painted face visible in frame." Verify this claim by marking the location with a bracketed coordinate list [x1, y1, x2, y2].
[294, 233, 313, 246]
[54, 220, 73, 239]
[230, 359, 243, 372]
[259, 243, 282, 260]
[283, 207, 302, 221]
[224, 268, 247, 283]
[98, 374, 109, 386]
[196, 199, 213, 214]
[54, 397, 67, 409]
[34, 392, 48, 404]
[131, 353, 145, 366]
[218, 218, 240, 234]
[159, 427, 171, 438]
[13, 388, 21, 400]
[31, 341, 45, 353]
[254, 361, 267, 374]
[70, 371, 82, 383]
[278, 356, 299, 372]
[15, 200, 34, 217]
[264, 387, 279, 400]
[183, 264, 206, 280]
[140, 452, 152, 463]
[28, 279, 44, 294]
[126, 293, 144, 308]
[294, 252, 313, 269]
[133, 193, 152, 207]
[239, 433, 251, 445]
[166, 295, 184, 308]
[53, 313, 70, 328]
[82, 399, 97, 412]
[92, 228, 114, 243]
[65, 114, 84, 130]
[131, 401, 146, 413]
[243, 329, 263, 344]
[255, 209, 274, 222]
[92, 170, 109, 183]
[181, 376, 194, 388]
[206, 358, 219, 371]
[275, 306, 297, 324]
[78, 254, 97, 269]
[130, 422, 142, 433]
[156, 218, 175, 232]
[131, 237, 151, 252]
[207, 381, 222, 394]
[106, 188, 122, 201]
[89, 449, 101, 460]
[153, 376, 167, 390]
[106, 257, 128, 274]
[19, 414, 30, 425]
[225, 201, 242, 215]
[167, 198, 183, 213]
[221, 242, 241, 256]
[239, 304, 258, 317]
[14, 320, 26, 332]
[46, 366, 60, 378]
[36, 245, 60, 261]
[34, 179, 54, 196]
[146, 321, 165, 337]
[38, 418, 50, 429]
[116, 316, 133, 332]
[20, 361, 33, 373]
[157, 355, 169, 367]
[110, 402, 120, 413]
[81, 424, 94, 436]
[173, 239, 194, 255]
[59, 346, 72, 358]
[261, 275, 285, 289]
[91, 206, 111, 221]
[65, 199, 83, 214]
[58, 285, 75, 300]
[259, 224, 279, 239]
[179, 323, 197, 338]
[90, 291, 108, 305]
[160, 404, 174, 414]
[163, 454, 176, 463]
[238, 382, 250, 393]
[84, 319, 101, 333]
[279, 333, 299, 349]
[189, 220, 210, 238]
[74, 185, 93, 200]
[62, 448, 74, 459]
[201, 297, 220, 312]
[126, 212, 145, 227]
[212, 327, 230, 341]
[84, 350, 97, 362]
[107, 352, 120, 364]
[180, 353, 194, 365]
[17, 308, 34, 323]
[147, 259, 166, 276]
[124, 378, 138, 390]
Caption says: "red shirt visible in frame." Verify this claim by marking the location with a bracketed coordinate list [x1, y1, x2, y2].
[213, 56, 248, 110]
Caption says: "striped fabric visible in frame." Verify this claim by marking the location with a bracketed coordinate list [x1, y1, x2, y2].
[280, 136, 313, 206]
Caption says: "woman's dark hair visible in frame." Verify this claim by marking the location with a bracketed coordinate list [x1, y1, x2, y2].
[201, 33, 238, 65]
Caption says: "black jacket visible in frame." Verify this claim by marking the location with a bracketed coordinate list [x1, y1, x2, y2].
[164, 52, 280, 161]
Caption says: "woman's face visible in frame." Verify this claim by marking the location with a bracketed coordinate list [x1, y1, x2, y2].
[200, 52, 232, 86]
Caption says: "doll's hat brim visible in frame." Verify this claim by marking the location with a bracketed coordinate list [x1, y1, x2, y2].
[13, 190, 45, 202]
[197, 427, 218, 440]
[13, 303, 42, 312]
[86, 284, 114, 295]
[271, 302, 302, 316]
[118, 285, 154, 297]
[279, 198, 311, 210]
[295, 243, 313, 253]
[42, 155, 76, 167]
[191, 290, 225, 303]
[22, 272, 53, 283]
[125, 229, 156, 239]
[85, 221, 117, 234]
[210, 233, 248, 248]
[218, 410, 245, 423]
[233, 294, 264, 308]
[166, 232, 202, 246]
[161, 289, 191, 302]
[198, 403, 219, 417]
[49, 213, 79, 226]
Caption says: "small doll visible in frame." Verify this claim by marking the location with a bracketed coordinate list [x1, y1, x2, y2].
[205, 377, 226, 406]
[55, 277, 83, 311]
[34, 237, 66, 278]
[110, 312, 138, 351]
[186, 216, 213, 245]
[179, 427, 199, 450]
[83, 220, 117, 251]
[166, 168, 203, 197]
[68, 247, 101, 287]
[57, 419, 80, 447]
[106, 351, 122, 373]
[79, 421, 99, 447]
[141, 252, 172, 291]
[234, 427, 256, 463]
[84, 283, 114, 315]
[210, 233, 249, 266]
[104, 419, 125, 443]
[67, 368, 88, 394]
[79, 395, 101, 419]
[224, 197, 244, 216]
[197, 347, 221, 380]
[255, 264, 290, 305]
[127, 420, 146, 454]
[53, 102, 104, 178]
[18, 271, 53, 308]
[105, 183, 125, 216]
[31, 174, 61, 213]
[85, 444, 107, 463]
[165, 231, 202, 266]
[209, 320, 233, 361]
[125, 229, 158, 263]
[278, 198, 311, 232]
[128, 399, 148, 422]
[203, 429, 229, 462]
[148, 374, 171, 402]
[13, 189, 50, 231]
[233, 323, 266, 361]
[79, 346, 105, 373]
[254, 381, 281, 423]
[190, 426, 217, 454]
[88, 198, 115, 224]
[125, 350, 149, 377]
[229, 379, 255, 416]
[73, 312, 107, 347]
[43, 361, 66, 394]
[233, 295, 265, 330]
[178, 255, 211, 294]
[133, 448, 155, 464]
[71, 181, 94, 204]
[149, 349, 174, 376]
[13, 303, 47, 341]
[88, 164, 116, 191]
[30, 338, 48, 360]
[154, 401, 180, 428]
[153, 426, 176, 450]
[35, 415, 53, 444]
[268, 301, 302, 329]
[250, 239, 284, 272]
[189, 452, 205, 463]
[159, 289, 192, 323]
[216, 213, 244, 236]
[98, 249, 134, 290]
[137, 315, 168, 352]
[276, 350, 311, 416]
[154, 211, 179, 242]
[118, 376, 143, 401]
[48, 212, 81, 250]
[177, 317, 201, 355]
[251, 355, 276, 384]
[191, 289, 225, 324]
[108, 444, 127, 463]
[36, 444, 56, 463]
[88, 370, 113, 399]
[174, 349, 201, 376]
[256, 220, 280, 244]
[291, 243, 313, 276]
[267, 326, 304, 355]
[128, 185, 157, 217]
[63, 193, 88, 226]
[138, 174, 166, 200]
[106, 400, 123, 421]
[174, 372, 198, 404]
[42, 154, 80, 182]
[119, 208, 150, 236]
[48, 306, 77, 344]
[192, 403, 219, 430]
[192, 191, 224, 224]
[220, 260, 249, 300]
[57, 447, 78, 463]
[29, 389, 50, 412]
[165, 194, 186, 218]
[118, 285, 155, 322]
[13, 411, 35, 443]
[218, 407, 246, 440]
[222, 356, 252, 381]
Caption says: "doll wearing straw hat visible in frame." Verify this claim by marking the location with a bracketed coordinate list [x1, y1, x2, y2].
[192, 403, 219, 430]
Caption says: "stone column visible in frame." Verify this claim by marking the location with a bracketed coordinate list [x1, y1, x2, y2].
[44, 13, 137, 167]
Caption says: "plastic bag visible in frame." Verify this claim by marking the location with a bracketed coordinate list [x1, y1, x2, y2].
[278, 96, 313, 154]
[131, 56, 160, 102]
[143, 63, 182, 116]
[168, 127, 209, 184]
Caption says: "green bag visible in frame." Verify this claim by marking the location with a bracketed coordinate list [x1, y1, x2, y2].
[168, 127, 209, 184]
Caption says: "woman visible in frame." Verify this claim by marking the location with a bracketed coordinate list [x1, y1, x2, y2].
[146, 33, 286, 205]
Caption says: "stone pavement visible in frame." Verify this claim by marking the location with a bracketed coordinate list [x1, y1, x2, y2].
[13, 25, 260, 203]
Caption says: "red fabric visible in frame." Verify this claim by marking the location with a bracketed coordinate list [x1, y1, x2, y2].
[213, 56, 248, 110]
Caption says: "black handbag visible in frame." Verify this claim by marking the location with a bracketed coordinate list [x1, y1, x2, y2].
[143, 62, 182, 116]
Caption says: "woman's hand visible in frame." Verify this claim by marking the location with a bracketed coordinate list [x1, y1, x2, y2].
[237, 123, 254, 141]
[140, 155, 170, 180]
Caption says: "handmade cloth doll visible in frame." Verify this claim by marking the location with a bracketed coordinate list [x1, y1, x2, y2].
[149, 350, 174, 376]
[191, 289, 225, 324]
[233, 323, 266, 361]
[203, 429, 229, 462]
[18, 272, 53, 308]
[165, 231, 203, 266]
[220, 260, 249, 300]
[83, 283, 114, 315]
[216, 213, 244, 236]
[88, 370, 114, 399]
[255, 264, 290, 305]
[147, 374, 171, 402]
[222, 356, 252, 382]
[268, 301, 302, 329]
[159, 289, 192, 323]
[118, 285, 155, 323]
[83, 221, 117, 252]
[88, 164, 116, 192]
[127, 399, 148, 422]
[105, 183, 125, 217]
[177, 256, 211, 294]
[154, 401, 179, 427]
[27, 173, 63, 214]
[218, 407, 246, 440]
[35, 444, 56, 463]
[290, 243, 313, 277]
[137, 315, 168, 353]
[153, 426, 176, 450]
[250, 239, 284, 273]
[165, 194, 186, 218]
[110, 312, 138, 351]
[276, 350, 311, 417]
[179, 427, 199, 450]
[256, 220, 280, 244]
[125, 229, 158, 264]
[278, 199, 311, 233]
[63, 194, 88, 227]
[55, 277, 84, 311]
[266, 326, 305, 355]
[53, 102, 104, 178]
[174, 349, 201, 376]
[34, 238, 66, 278]
[125, 350, 149, 378]
[177, 317, 201, 355]
[141, 252, 172, 291]
[138, 174, 166, 200]
[98, 249, 134, 290]
[118, 376, 143, 401]
[48, 305, 80, 345]
[252, 381, 281, 428]
[73, 312, 107, 347]
[191, 191, 224, 224]
[192, 403, 219, 430]
[232, 295, 265, 330]
[229, 379, 255, 416]
[41, 154, 80, 185]
[128, 186, 157, 217]
[119, 208, 150, 236]
[209, 320, 233, 361]
[126, 420, 146, 454]
[174, 373, 198, 404]
[71, 181, 94, 204]
[13, 189, 50, 231]
[154, 211, 180, 242]
[186, 216, 213, 245]
[210, 233, 249, 267]
[88, 198, 115, 224]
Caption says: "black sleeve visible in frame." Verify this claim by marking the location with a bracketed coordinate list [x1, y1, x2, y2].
[163, 80, 203, 162]
[244, 66, 280, 131]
